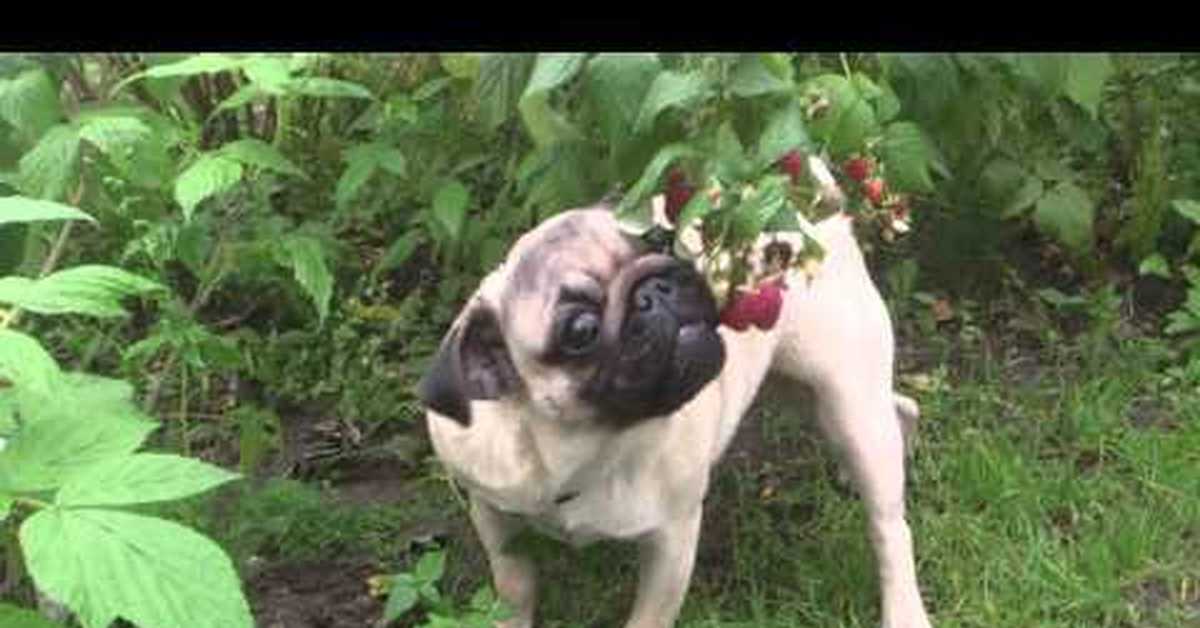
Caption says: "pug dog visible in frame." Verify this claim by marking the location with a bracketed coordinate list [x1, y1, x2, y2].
[417, 159, 933, 628]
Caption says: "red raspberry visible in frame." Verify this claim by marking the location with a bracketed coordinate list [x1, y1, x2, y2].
[843, 157, 873, 182]
[664, 168, 694, 224]
[863, 178, 885, 206]
[777, 150, 805, 185]
[719, 289, 754, 331]
[719, 280, 787, 331]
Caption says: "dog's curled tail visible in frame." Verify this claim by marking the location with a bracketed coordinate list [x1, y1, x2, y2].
[894, 393, 920, 457]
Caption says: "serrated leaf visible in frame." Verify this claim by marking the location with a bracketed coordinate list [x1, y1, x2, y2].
[0, 264, 165, 318]
[1173, 199, 1200, 225]
[78, 116, 151, 157]
[730, 54, 792, 98]
[116, 53, 244, 94]
[384, 574, 420, 622]
[284, 77, 374, 100]
[0, 407, 156, 493]
[213, 83, 268, 116]
[880, 122, 935, 194]
[0, 69, 64, 142]
[1065, 53, 1112, 118]
[335, 142, 405, 210]
[1138, 253, 1171, 279]
[174, 154, 243, 221]
[20, 508, 252, 628]
[585, 53, 661, 155]
[241, 56, 292, 94]
[18, 124, 80, 201]
[219, 138, 307, 179]
[1034, 181, 1094, 254]
[873, 80, 902, 124]
[1003, 176, 1045, 219]
[615, 143, 700, 227]
[375, 231, 423, 276]
[474, 54, 535, 131]
[414, 550, 446, 582]
[0, 328, 60, 399]
[634, 70, 712, 134]
[713, 122, 751, 182]
[0, 196, 95, 226]
[282, 235, 333, 324]
[432, 180, 471, 244]
[730, 176, 788, 240]
[756, 100, 811, 168]
[0, 602, 65, 628]
[57, 453, 239, 507]
[519, 53, 586, 147]
[805, 75, 877, 157]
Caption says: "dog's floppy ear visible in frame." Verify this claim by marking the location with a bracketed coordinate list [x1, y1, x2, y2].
[417, 305, 520, 426]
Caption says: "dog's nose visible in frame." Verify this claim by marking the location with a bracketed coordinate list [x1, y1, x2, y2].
[635, 277, 674, 312]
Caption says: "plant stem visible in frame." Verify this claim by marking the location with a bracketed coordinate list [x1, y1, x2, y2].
[839, 53, 853, 80]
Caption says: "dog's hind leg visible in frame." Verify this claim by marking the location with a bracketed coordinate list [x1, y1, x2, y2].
[469, 495, 538, 628]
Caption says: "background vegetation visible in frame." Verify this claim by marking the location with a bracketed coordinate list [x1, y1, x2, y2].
[1, 52, 1198, 627]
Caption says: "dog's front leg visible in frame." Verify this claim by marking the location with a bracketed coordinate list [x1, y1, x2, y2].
[469, 495, 538, 628]
[624, 507, 703, 628]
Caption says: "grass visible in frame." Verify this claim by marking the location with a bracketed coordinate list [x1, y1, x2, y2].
[175, 333, 1200, 627]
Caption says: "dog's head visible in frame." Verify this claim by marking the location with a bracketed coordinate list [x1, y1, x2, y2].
[417, 205, 725, 427]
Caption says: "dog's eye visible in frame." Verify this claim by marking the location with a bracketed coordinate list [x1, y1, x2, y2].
[559, 309, 600, 356]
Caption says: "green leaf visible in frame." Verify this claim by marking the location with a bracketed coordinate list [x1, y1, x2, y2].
[115, 53, 244, 93]
[18, 124, 80, 201]
[241, 56, 292, 94]
[730, 176, 788, 240]
[730, 54, 792, 98]
[634, 70, 713, 134]
[880, 122, 935, 194]
[519, 53, 586, 147]
[375, 231, 424, 277]
[873, 80, 902, 124]
[1065, 54, 1112, 118]
[0, 409, 156, 493]
[615, 143, 700, 230]
[0, 196, 95, 226]
[0, 602, 66, 628]
[213, 84, 268, 116]
[0, 265, 165, 318]
[756, 100, 811, 168]
[78, 116, 151, 157]
[335, 142, 406, 210]
[0, 329, 60, 399]
[474, 54, 535, 131]
[20, 508, 253, 628]
[384, 574, 420, 622]
[1017, 54, 1069, 96]
[0, 69, 64, 142]
[440, 53, 482, 81]
[1037, 287, 1087, 309]
[804, 75, 877, 157]
[414, 550, 446, 583]
[712, 122, 751, 182]
[219, 138, 307, 179]
[432, 180, 471, 244]
[585, 54, 661, 154]
[284, 77, 374, 100]
[57, 453, 240, 507]
[1034, 181, 1094, 254]
[0, 496, 10, 521]
[174, 153, 244, 221]
[282, 235, 333, 324]
[1173, 199, 1200, 225]
[1138, 253, 1171, 279]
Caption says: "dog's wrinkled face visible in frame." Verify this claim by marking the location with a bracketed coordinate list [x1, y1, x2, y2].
[418, 205, 725, 427]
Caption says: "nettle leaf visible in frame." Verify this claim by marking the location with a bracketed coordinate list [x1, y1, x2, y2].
[879, 122, 935, 194]
[1065, 53, 1113, 118]
[20, 508, 253, 628]
[0, 196, 95, 226]
[756, 100, 811, 168]
[284, 77, 374, 100]
[18, 124, 80, 201]
[219, 138, 307, 179]
[281, 235, 333, 324]
[0, 68, 64, 142]
[0, 602, 65, 628]
[519, 53, 586, 147]
[634, 70, 713, 134]
[0, 328, 60, 399]
[1034, 181, 1094, 254]
[432, 180, 471, 244]
[335, 142, 406, 210]
[1172, 199, 1200, 225]
[57, 453, 240, 507]
[174, 153, 244, 221]
[0, 265, 165, 318]
[474, 54, 535, 131]
[585, 53, 662, 153]
[730, 54, 793, 98]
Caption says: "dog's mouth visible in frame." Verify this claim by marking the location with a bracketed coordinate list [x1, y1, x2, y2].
[582, 257, 725, 424]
